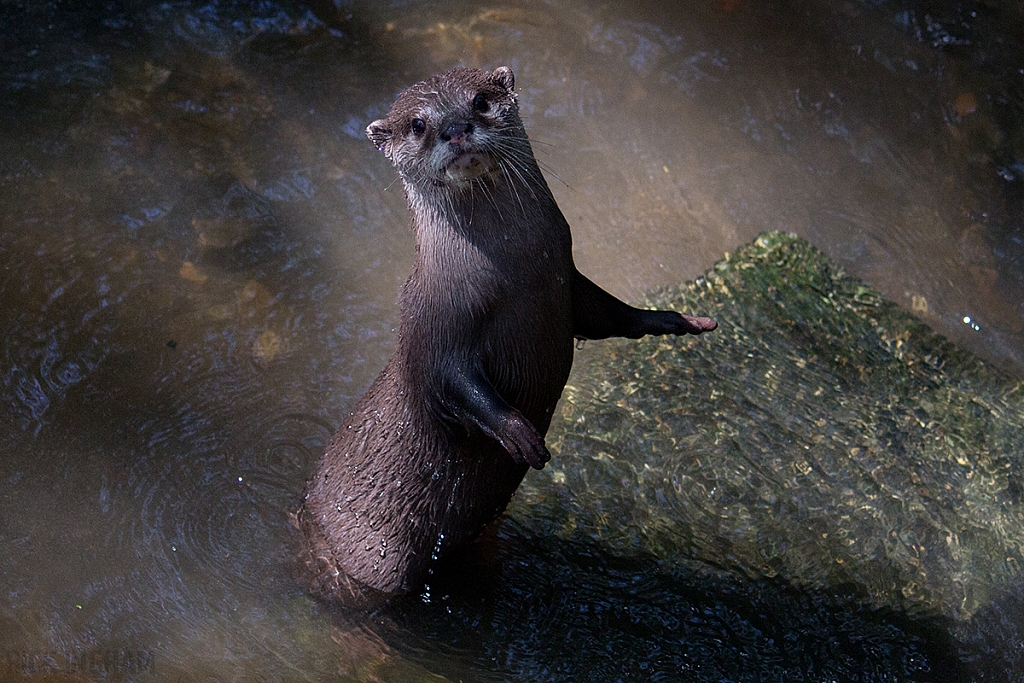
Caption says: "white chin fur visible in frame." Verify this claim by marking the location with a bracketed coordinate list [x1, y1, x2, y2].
[443, 152, 494, 183]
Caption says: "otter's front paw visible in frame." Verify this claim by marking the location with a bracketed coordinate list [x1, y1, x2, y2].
[634, 309, 717, 337]
[676, 313, 717, 335]
[496, 414, 551, 469]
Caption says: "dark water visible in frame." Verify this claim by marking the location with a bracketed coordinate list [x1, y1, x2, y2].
[1, 0, 1021, 680]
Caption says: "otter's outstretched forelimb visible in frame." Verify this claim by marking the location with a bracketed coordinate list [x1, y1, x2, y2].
[571, 270, 717, 340]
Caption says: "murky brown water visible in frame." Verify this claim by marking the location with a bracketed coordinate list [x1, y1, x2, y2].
[1, 0, 1021, 680]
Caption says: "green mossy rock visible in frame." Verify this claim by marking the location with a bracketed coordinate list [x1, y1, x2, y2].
[513, 231, 1024, 620]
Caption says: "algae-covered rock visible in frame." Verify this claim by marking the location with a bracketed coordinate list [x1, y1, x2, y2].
[513, 231, 1024, 620]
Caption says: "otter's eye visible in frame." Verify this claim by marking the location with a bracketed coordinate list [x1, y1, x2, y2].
[410, 118, 426, 136]
[472, 93, 489, 113]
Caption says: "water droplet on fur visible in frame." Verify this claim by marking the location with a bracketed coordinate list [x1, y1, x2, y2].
[430, 533, 445, 561]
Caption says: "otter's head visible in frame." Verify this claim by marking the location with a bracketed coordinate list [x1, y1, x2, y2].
[366, 66, 527, 189]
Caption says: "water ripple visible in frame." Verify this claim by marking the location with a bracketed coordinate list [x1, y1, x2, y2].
[128, 411, 331, 597]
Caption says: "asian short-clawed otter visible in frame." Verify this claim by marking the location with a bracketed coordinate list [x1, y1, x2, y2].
[296, 66, 716, 605]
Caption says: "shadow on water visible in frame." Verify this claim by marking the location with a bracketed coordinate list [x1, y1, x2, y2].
[365, 520, 965, 683]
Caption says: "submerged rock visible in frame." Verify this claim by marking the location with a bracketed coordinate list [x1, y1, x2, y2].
[513, 231, 1024, 621]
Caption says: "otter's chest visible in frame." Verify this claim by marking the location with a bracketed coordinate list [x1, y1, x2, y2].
[476, 254, 575, 406]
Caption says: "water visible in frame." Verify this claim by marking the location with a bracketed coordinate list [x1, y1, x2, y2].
[1, 0, 1021, 680]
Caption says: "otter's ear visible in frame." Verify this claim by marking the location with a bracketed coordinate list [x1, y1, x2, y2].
[491, 66, 515, 94]
[366, 119, 392, 152]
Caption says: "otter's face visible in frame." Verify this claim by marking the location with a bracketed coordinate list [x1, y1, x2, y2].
[366, 66, 523, 189]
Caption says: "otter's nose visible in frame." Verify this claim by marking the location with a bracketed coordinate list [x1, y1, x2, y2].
[440, 120, 472, 144]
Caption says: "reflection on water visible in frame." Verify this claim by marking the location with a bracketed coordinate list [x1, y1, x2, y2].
[0, 0, 1021, 680]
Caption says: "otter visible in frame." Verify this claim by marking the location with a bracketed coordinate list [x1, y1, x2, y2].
[296, 66, 716, 605]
